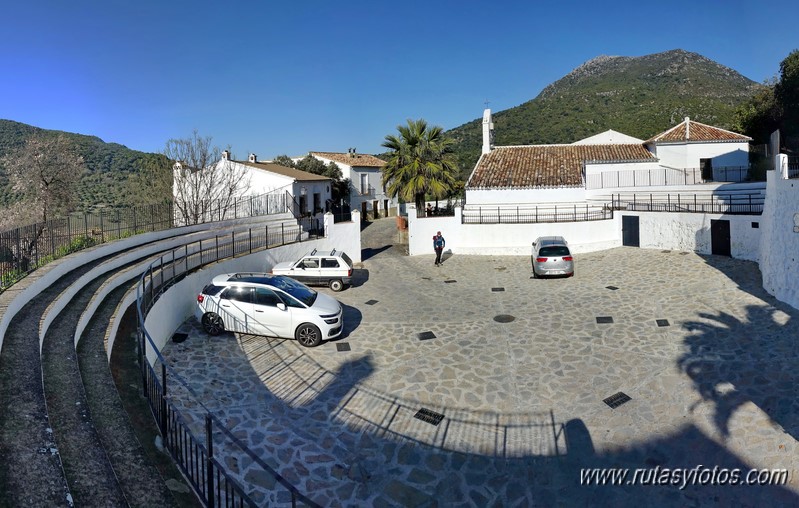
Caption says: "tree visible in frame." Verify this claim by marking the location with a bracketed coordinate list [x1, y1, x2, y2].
[0, 133, 85, 225]
[273, 154, 347, 204]
[381, 118, 459, 217]
[168, 131, 251, 225]
[122, 153, 173, 207]
[272, 154, 296, 168]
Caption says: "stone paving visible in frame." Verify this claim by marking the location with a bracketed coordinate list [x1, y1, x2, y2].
[161, 219, 798, 506]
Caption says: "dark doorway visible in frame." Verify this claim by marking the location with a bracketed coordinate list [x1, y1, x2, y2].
[361, 201, 369, 220]
[701, 158, 713, 182]
[711, 219, 731, 256]
[299, 195, 307, 216]
[622, 215, 640, 247]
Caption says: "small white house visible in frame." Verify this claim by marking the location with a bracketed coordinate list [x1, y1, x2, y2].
[305, 150, 395, 215]
[225, 152, 332, 215]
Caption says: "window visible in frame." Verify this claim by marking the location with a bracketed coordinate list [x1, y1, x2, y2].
[321, 258, 340, 268]
[221, 286, 252, 303]
[539, 246, 571, 257]
[299, 258, 319, 268]
[360, 173, 368, 194]
[254, 287, 281, 307]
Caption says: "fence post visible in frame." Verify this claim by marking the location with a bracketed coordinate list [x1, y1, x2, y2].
[133, 208, 137, 233]
[49, 223, 55, 258]
[199, 239, 203, 265]
[117, 209, 121, 239]
[281, 223, 285, 245]
[206, 414, 215, 507]
[67, 215, 71, 243]
[667, 194, 670, 211]
[650, 194, 653, 211]
[139, 329, 147, 396]
[265, 225, 269, 247]
[161, 363, 168, 435]
[231, 231, 236, 258]
[215, 235, 219, 260]
[535, 206, 538, 222]
[554, 205, 558, 222]
[234, 199, 238, 219]
[516, 206, 519, 223]
[694, 194, 697, 211]
[84, 213, 89, 238]
[249, 228, 252, 253]
[100, 212, 105, 243]
[497, 207, 500, 224]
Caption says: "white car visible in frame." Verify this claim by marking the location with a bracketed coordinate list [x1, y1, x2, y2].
[196, 273, 343, 347]
[270, 248, 353, 291]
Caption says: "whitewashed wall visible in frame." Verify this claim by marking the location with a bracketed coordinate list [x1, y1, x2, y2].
[466, 187, 586, 205]
[759, 157, 799, 310]
[652, 141, 749, 169]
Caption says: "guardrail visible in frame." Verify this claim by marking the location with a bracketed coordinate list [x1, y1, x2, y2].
[462, 203, 613, 224]
[136, 220, 322, 507]
[585, 166, 750, 189]
[609, 192, 764, 215]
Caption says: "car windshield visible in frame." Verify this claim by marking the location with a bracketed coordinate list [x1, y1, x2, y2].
[539, 246, 570, 257]
[267, 276, 317, 306]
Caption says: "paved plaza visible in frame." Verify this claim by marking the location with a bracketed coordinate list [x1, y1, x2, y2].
[161, 219, 798, 506]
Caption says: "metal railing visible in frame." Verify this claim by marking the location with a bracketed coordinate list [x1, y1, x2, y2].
[585, 166, 751, 189]
[609, 192, 764, 215]
[462, 203, 613, 224]
[789, 156, 799, 179]
[0, 190, 294, 292]
[137, 221, 322, 507]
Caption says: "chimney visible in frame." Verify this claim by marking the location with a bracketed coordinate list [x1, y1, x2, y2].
[482, 108, 494, 154]
[248, 153, 257, 163]
[685, 117, 690, 140]
[221, 150, 230, 161]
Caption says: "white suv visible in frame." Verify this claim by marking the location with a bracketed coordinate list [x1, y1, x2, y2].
[196, 273, 343, 347]
[270, 248, 353, 291]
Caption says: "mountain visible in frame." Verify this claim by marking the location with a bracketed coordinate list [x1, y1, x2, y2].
[446, 49, 763, 177]
[0, 120, 170, 210]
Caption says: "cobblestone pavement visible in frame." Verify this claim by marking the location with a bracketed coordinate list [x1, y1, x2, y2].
[162, 218, 799, 506]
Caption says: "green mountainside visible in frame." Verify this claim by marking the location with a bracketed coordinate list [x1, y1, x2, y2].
[446, 49, 763, 177]
[0, 119, 170, 210]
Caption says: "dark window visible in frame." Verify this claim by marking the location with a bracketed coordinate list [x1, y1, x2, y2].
[202, 284, 225, 296]
[221, 286, 252, 303]
[299, 258, 319, 269]
[752, 222, 759, 228]
[321, 258, 340, 268]
[254, 287, 281, 307]
[539, 246, 571, 257]
[275, 290, 306, 308]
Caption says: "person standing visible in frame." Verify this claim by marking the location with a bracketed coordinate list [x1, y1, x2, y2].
[433, 231, 445, 266]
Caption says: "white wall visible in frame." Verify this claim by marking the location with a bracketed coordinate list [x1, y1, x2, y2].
[759, 158, 799, 309]
[653, 141, 749, 170]
[466, 187, 587, 205]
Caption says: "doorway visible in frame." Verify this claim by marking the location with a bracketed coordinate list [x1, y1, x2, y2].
[622, 215, 640, 247]
[711, 219, 731, 256]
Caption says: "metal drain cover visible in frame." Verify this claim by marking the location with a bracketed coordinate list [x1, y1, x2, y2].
[491, 287, 505, 292]
[603, 392, 631, 409]
[444, 280, 457, 283]
[606, 286, 619, 291]
[596, 316, 614, 324]
[414, 408, 445, 426]
[656, 319, 670, 327]
[336, 343, 351, 352]
[418, 331, 436, 341]
[493, 315, 515, 323]
[365, 299, 379, 305]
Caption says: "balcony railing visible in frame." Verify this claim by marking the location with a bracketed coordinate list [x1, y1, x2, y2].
[585, 166, 750, 190]
[609, 192, 764, 215]
[462, 203, 613, 224]
[788, 156, 799, 179]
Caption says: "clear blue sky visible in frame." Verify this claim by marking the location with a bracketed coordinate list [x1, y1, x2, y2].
[2, 0, 796, 158]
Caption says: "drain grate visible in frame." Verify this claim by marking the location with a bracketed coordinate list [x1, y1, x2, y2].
[596, 316, 614, 324]
[421, 277, 432, 280]
[336, 343, 351, 352]
[603, 392, 631, 409]
[418, 331, 436, 341]
[656, 319, 670, 327]
[491, 287, 505, 292]
[172, 332, 188, 343]
[606, 286, 619, 291]
[444, 280, 457, 284]
[493, 314, 515, 323]
[365, 299, 379, 305]
[414, 408, 445, 426]
[661, 250, 671, 253]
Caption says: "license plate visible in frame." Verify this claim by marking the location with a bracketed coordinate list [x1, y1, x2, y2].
[549, 270, 565, 275]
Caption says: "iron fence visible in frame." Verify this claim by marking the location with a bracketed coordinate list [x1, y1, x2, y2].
[462, 203, 613, 224]
[788, 156, 799, 179]
[137, 220, 322, 507]
[0, 191, 292, 292]
[585, 166, 750, 189]
[609, 192, 764, 215]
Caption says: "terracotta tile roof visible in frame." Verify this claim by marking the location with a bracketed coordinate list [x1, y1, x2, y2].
[235, 160, 331, 181]
[310, 152, 386, 167]
[647, 118, 751, 143]
[467, 144, 656, 189]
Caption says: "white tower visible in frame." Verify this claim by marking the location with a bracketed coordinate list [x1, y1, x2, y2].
[482, 108, 494, 154]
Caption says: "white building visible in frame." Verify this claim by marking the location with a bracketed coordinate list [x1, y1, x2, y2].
[305, 151, 396, 216]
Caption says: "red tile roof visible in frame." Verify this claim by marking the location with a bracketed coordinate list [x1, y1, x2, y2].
[235, 160, 331, 181]
[467, 144, 656, 189]
[310, 152, 386, 168]
[647, 118, 751, 143]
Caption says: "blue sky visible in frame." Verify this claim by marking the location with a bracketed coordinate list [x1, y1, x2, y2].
[2, 0, 797, 158]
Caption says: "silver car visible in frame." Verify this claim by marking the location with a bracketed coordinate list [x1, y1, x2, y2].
[532, 236, 574, 278]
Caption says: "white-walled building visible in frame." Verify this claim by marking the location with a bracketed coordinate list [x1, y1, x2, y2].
[305, 151, 396, 216]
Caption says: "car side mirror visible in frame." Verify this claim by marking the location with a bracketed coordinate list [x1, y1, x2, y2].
[277, 303, 287, 311]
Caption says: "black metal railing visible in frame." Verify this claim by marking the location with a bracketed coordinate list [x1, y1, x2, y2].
[585, 166, 751, 189]
[788, 156, 799, 179]
[0, 190, 292, 293]
[609, 192, 764, 215]
[137, 220, 322, 507]
[462, 203, 613, 224]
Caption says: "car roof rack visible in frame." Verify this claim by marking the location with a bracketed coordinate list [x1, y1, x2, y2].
[310, 248, 317, 256]
[330, 248, 336, 255]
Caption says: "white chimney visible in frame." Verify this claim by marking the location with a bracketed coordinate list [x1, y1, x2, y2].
[685, 117, 690, 140]
[482, 108, 494, 154]
[222, 150, 230, 161]
[248, 153, 257, 163]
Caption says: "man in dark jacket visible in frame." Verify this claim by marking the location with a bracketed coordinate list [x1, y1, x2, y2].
[433, 231, 445, 266]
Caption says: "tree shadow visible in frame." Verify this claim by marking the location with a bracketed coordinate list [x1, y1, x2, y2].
[677, 253, 799, 441]
[361, 245, 391, 261]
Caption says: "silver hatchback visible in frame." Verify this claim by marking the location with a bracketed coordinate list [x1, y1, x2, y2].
[532, 236, 574, 278]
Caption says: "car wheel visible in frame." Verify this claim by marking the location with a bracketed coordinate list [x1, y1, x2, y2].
[202, 312, 225, 336]
[329, 279, 344, 292]
[295, 323, 322, 347]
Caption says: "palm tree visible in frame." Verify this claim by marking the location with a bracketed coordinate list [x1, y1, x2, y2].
[381, 119, 459, 217]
